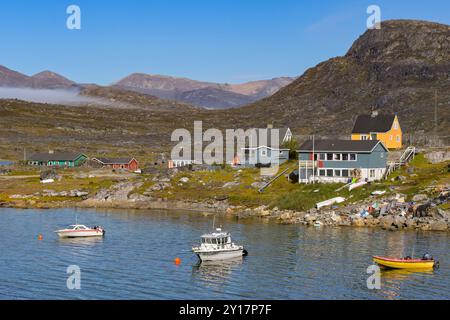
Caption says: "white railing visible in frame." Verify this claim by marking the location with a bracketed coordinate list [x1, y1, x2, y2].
[384, 146, 416, 179]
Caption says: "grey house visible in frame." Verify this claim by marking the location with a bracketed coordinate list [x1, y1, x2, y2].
[241, 127, 292, 167]
[297, 140, 388, 183]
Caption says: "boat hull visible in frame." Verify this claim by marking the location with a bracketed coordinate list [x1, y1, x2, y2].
[373, 256, 435, 269]
[56, 230, 104, 238]
[195, 249, 244, 262]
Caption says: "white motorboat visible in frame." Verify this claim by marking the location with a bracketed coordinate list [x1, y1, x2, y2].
[192, 228, 247, 262]
[55, 224, 105, 238]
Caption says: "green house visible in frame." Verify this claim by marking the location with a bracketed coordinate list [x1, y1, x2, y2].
[28, 152, 88, 167]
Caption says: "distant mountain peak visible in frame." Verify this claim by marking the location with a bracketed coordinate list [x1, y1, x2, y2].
[114, 73, 295, 108]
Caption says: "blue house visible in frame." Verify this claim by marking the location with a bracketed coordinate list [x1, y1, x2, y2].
[241, 126, 292, 167]
[297, 140, 388, 183]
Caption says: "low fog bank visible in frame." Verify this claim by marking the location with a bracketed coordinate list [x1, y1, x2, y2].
[0, 87, 109, 106]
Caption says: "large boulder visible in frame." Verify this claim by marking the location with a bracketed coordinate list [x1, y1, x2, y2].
[379, 216, 394, 230]
[393, 215, 407, 229]
[351, 217, 365, 227]
[429, 220, 448, 231]
[40, 169, 61, 181]
[412, 194, 429, 202]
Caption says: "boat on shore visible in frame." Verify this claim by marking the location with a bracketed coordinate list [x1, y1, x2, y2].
[373, 255, 437, 270]
[192, 227, 247, 262]
[55, 224, 105, 238]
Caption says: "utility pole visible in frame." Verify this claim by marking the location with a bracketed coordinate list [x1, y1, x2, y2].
[434, 89, 438, 135]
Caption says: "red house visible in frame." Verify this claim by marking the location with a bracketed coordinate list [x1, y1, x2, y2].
[92, 157, 139, 171]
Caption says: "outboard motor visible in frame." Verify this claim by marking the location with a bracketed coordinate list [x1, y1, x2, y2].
[422, 253, 432, 261]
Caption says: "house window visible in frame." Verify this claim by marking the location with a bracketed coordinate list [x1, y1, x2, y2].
[396, 136, 400, 142]
[326, 169, 333, 177]
[319, 153, 325, 161]
[380, 153, 384, 158]
[390, 135, 393, 141]
[370, 169, 375, 178]
[327, 153, 333, 161]
[361, 135, 368, 141]
[262, 150, 267, 156]
[394, 122, 398, 130]
[319, 169, 326, 176]
[342, 170, 349, 177]
[342, 153, 349, 161]
[334, 170, 341, 177]
[333, 154, 341, 161]
[350, 154, 357, 161]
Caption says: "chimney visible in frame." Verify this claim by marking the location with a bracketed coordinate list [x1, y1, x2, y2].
[371, 110, 379, 118]
[267, 123, 274, 129]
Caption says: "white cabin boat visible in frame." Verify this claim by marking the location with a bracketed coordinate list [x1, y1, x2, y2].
[192, 228, 247, 262]
[55, 224, 105, 238]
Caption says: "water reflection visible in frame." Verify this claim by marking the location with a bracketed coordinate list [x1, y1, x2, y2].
[379, 268, 436, 300]
[192, 257, 244, 287]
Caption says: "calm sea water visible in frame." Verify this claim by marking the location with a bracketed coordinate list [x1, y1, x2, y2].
[0, 208, 449, 300]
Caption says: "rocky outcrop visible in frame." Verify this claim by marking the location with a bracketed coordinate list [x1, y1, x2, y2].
[242, 20, 450, 138]
[425, 151, 450, 163]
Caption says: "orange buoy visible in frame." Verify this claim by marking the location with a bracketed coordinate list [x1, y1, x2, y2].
[38, 234, 43, 241]
[174, 257, 181, 265]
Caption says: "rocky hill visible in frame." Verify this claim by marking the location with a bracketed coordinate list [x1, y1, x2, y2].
[239, 20, 450, 140]
[0, 66, 75, 89]
[30, 71, 75, 89]
[0, 65, 31, 87]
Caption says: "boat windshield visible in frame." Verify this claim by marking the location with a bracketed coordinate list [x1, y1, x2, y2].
[202, 237, 230, 245]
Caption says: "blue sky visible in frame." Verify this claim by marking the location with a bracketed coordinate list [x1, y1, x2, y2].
[0, 0, 448, 85]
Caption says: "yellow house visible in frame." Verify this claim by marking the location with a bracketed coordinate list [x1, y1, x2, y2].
[351, 113, 402, 149]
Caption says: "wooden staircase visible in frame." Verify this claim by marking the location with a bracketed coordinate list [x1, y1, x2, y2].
[384, 146, 416, 179]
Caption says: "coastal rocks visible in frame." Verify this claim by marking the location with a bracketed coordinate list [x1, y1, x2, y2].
[351, 217, 365, 227]
[10, 194, 33, 199]
[92, 182, 143, 201]
[393, 216, 407, 229]
[425, 151, 450, 164]
[379, 216, 395, 230]
[429, 220, 448, 231]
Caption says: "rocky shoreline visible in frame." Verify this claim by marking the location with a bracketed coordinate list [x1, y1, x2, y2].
[2, 186, 449, 232]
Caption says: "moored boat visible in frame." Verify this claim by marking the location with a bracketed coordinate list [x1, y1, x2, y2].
[373, 255, 437, 269]
[192, 228, 247, 262]
[55, 224, 105, 238]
